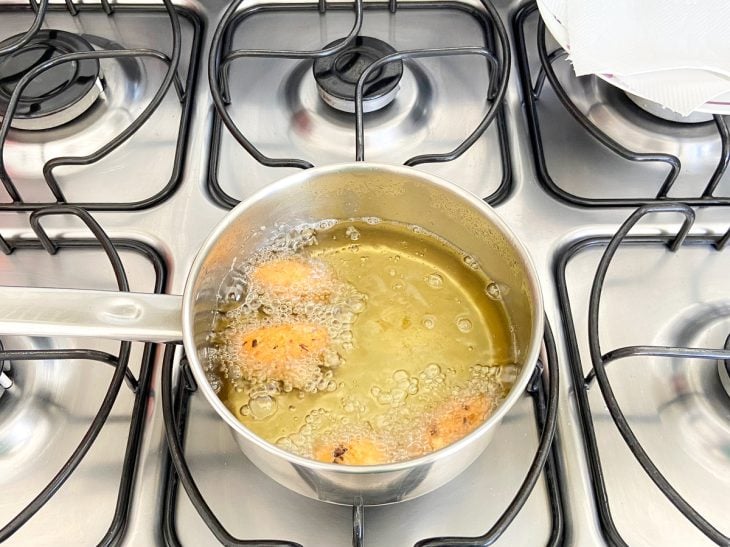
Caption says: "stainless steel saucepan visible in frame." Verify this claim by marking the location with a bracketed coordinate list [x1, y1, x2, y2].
[0, 163, 543, 505]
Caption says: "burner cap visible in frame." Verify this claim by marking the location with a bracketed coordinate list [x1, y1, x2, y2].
[0, 29, 102, 131]
[313, 36, 403, 114]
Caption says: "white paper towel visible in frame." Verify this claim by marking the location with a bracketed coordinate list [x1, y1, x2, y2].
[567, 0, 730, 76]
[540, 0, 567, 25]
[553, 0, 730, 115]
[611, 70, 730, 116]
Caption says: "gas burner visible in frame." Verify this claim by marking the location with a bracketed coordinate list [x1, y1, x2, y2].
[624, 91, 713, 124]
[313, 36, 403, 114]
[0, 29, 104, 131]
[720, 334, 730, 398]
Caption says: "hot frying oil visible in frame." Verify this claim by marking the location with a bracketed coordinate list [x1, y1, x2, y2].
[212, 220, 517, 464]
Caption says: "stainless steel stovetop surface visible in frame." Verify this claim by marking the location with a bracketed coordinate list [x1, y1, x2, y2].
[0, 0, 728, 546]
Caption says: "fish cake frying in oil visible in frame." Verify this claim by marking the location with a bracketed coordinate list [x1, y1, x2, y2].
[250, 258, 334, 302]
[237, 322, 330, 389]
[426, 394, 492, 451]
[313, 438, 387, 465]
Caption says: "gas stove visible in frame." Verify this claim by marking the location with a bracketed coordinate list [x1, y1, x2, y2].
[0, 1, 727, 546]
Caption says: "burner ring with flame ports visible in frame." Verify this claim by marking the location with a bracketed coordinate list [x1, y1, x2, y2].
[0, 29, 103, 131]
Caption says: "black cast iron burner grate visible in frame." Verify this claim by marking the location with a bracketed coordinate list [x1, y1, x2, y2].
[513, 3, 730, 208]
[556, 202, 730, 546]
[0, 205, 168, 544]
[207, 0, 513, 209]
[159, 319, 562, 547]
[0, 0, 202, 211]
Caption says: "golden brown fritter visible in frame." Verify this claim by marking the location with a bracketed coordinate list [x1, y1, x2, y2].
[426, 394, 492, 451]
[250, 258, 333, 302]
[313, 438, 388, 465]
[236, 322, 330, 388]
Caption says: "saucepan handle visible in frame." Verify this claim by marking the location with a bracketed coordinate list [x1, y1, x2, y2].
[0, 287, 183, 343]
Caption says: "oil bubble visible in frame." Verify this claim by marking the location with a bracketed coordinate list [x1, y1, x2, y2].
[425, 273, 444, 289]
[323, 349, 342, 368]
[456, 317, 473, 333]
[422, 315, 436, 329]
[340, 311, 356, 324]
[391, 389, 406, 404]
[424, 363, 441, 378]
[500, 364, 521, 384]
[346, 226, 361, 241]
[207, 373, 222, 394]
[392, 370, 409, 383]
[463, 255, 479, 269]
[485, 283, 502, 300]
[348, 294, 367, 313]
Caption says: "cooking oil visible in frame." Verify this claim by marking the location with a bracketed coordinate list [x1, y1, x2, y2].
[208, 219, 517, 464]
